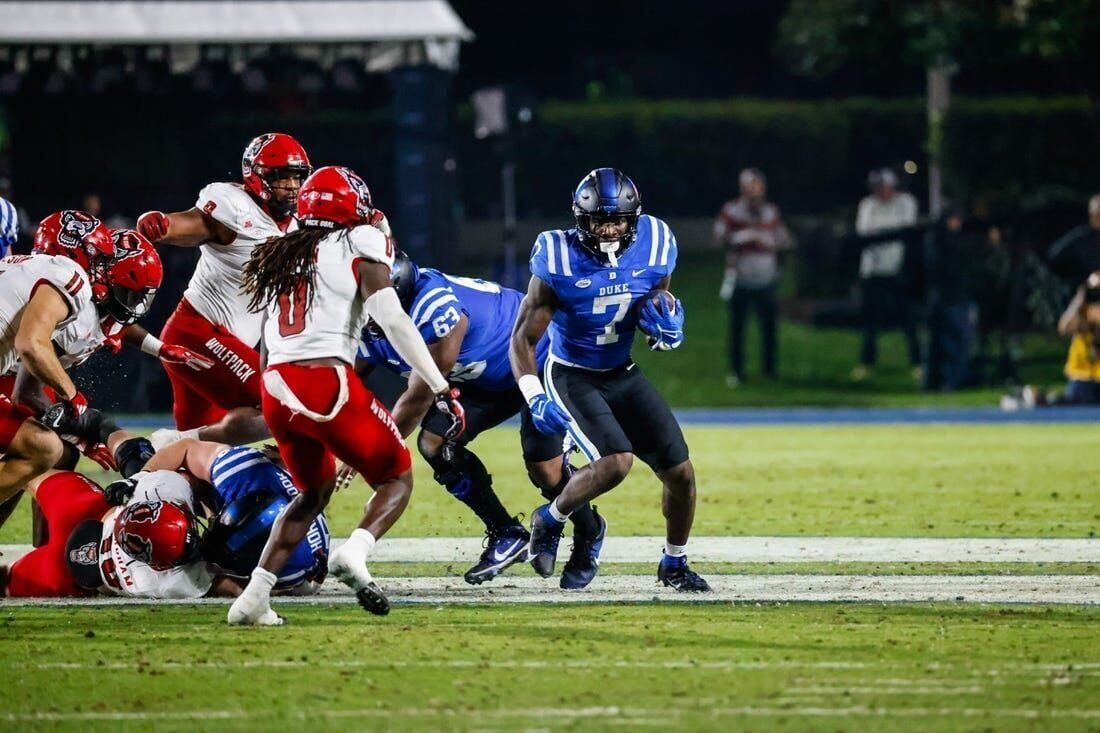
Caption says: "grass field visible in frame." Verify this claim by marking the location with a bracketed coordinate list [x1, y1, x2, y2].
[1, 421, 1097, 730]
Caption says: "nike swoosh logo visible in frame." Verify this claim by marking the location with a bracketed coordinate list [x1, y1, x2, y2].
[632, 269, 647, 277]
[492, 539, 523, 563]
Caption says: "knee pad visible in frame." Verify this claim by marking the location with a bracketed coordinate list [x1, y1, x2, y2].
[115, 437, 155, 479]
[425, 443, 491, 500]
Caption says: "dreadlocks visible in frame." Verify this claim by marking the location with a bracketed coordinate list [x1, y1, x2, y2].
[243, 227, 330, 314]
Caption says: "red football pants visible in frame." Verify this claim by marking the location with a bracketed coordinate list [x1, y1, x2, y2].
[6, 471, 109, 597]
[260, 362, 411, 491]
[160, 298, 262, 430]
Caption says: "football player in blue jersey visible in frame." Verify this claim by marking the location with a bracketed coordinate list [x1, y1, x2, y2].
[510, 168, 710, 592]
[357, 252, 606, 587]
[137, 438, 330, 592]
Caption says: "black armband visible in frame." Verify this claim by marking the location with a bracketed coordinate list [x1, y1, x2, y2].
[114, 437, 155, 479]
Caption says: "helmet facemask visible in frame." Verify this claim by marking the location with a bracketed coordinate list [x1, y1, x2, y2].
[574, 210, 640, 267]
[259, 164, 312, 217]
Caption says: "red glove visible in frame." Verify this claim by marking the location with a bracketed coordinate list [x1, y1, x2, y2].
[137, 211, 170, 242]
[82, 441, 117, 472]
[159, 344, 214, 372]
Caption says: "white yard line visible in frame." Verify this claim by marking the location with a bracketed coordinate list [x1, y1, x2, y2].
[3, 535, 1099, 564]
[2, 574, 1097, 607]
[4, 705, 1100, 723]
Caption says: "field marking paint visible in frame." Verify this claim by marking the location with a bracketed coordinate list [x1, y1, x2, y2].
[4, 536, 1098, 564]
[5, 706, 1100, 723]
[2, 574, 1098, 608]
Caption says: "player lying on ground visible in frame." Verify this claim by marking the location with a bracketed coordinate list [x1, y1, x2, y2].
[510, 168, 710, 592]
[230, 165, 464, 625]
[138, 133, 314, 447]
[357, 251, 606, 587]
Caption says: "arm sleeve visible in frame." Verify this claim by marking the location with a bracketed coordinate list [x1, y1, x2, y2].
[365, 287, 449, 393]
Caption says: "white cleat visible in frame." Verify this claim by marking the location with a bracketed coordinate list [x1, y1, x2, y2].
[150, 428, 186, 451]
[227, 594, 283, 626]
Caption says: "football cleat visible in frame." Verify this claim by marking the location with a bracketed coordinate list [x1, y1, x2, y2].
[657, 554, 712, 593]
[464, 522, 530, 585]
[528, 504, 565, 578]
[560, 508, 607, 590]
[355, 582, 390, 616]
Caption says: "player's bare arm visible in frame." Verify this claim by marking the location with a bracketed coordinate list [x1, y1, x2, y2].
[141, 437, 226, 483]
[392, 314, 468, 437]
[11, 364, 52, 414]
[509, 276, 557, 380]
[14, 285, 79, 400]
[146, 208, 236, 247]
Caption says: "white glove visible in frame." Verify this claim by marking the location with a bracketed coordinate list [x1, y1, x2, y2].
[719, 270, 737, 301]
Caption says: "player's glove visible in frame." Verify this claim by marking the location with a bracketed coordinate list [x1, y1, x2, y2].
[639, 295, 685, 352]
[528, 393, 572, 435]
[81, 441, 118, 472]
[103, 477, 138, 506]
[40, 392, 90, 434]
[159, 344, 214, 372]
[433, 387, 466, 441]
[136, 210, 170, 242]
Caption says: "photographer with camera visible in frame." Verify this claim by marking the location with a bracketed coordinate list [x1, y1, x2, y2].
[1056, 271, 1100, 405]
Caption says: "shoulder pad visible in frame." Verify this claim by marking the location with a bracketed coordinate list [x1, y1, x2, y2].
[638, 215, 678, 271]
[196, 182, 251, 232]
[530, 230, 575, 280]
[345, 225, 394, 268]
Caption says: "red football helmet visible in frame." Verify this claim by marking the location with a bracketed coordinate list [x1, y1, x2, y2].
[241, 132, 312, 214]
[113, 500, 201, 570]
[98, 229, 163, 325]
[33, 210, 115, 279]
[297, 165, 376, 229]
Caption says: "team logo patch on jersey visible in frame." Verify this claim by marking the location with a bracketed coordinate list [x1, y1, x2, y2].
[574, 278, 592, 288]
[202, 200, 218, 215]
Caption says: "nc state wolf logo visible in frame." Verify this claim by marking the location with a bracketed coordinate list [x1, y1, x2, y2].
[58, 210, 102, 251]
[337, 168, 374, 220]
[116, 501, 163, 563]
[242, 133, 276, 174]
[111, 229, 144, 252]
[68, 541, 98, 567]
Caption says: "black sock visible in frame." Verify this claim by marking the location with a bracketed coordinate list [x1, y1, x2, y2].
[433, 445, 515, 533]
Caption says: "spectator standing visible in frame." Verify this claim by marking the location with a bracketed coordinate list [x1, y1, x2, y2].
[1055, 271, 1100, 405]
[0, 193, 17, 257]
[852, 167, 921, 381]
[1047, 193, 1100, 286]
[714, 168, 791, 387]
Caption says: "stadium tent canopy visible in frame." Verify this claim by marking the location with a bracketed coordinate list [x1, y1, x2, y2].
[0, 0, 473, 71]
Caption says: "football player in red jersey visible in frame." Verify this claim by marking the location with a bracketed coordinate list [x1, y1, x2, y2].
[227, 166, 464, 625]
[137, 133, 312, 447]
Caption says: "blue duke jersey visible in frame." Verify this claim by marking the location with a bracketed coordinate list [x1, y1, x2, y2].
[358, 268, 549, 391]
[208, 446, 330, 587]
[531, 215, 678, 370]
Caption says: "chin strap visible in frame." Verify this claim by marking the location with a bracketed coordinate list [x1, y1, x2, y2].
[599, 240, 620, 267]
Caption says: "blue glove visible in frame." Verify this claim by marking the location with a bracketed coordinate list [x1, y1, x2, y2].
[639, 295, 685, 351]
[528, 393, 572, 435]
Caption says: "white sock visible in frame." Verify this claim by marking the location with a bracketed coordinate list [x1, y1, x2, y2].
[245, 567, 278, 597]
[342, 528, 377, 560]
[548, 498, 570, 523]
[664, 542, 688, 558]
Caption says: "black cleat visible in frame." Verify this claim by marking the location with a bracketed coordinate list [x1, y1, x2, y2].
[464, 523, 531, 585]
[657, 555, 712, 593]
[560, 508, 607, 590]
[355, 582, 391, 615]
[528, 504, 565, 578]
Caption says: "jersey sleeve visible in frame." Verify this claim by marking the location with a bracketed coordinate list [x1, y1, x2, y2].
[529, 232, 554, 284]
[346, 225, 395, 268]
[196, 182, 249, 233]
[409, 272, 464, 342]
[35, 256, 90, 321]
[645, 216, 678, 275]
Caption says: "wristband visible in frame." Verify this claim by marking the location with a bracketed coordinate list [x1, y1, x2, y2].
[518, 374, 545, 403]
[140, 333, 164, 357]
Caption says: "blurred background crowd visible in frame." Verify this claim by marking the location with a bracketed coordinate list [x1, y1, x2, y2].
[1, 0, 1098, 411]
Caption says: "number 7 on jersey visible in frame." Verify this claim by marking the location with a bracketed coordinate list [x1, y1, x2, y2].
[592, 293, 633, 345]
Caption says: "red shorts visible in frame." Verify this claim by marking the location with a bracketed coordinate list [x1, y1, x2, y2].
[6, 471, 110, 597]
[160, 298, 262, 430]
[0, 394, 33, 452]
[261, 362, 411, 491]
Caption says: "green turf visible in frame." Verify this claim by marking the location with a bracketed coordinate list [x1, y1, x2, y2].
[2, 603, 1097, 731]
[630, 259, 1067, 407]
[2, 423, 1096, 544]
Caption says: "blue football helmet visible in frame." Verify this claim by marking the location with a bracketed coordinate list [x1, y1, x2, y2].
[202, 490, 288, 576]
[391, 248, 420, 306]
[572, 168, 642, 261]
